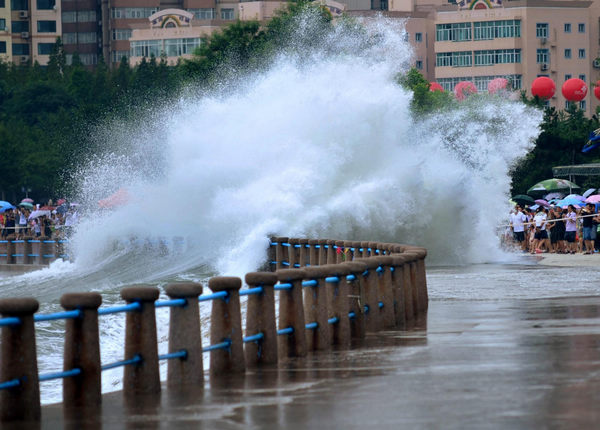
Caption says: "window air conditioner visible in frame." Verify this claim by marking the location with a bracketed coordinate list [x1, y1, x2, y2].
[593, 59, 600, 68]
[20, 56, 29, 62]
[21, 31, 29, 39]
[19, 11, 28, 18]
[540, 63, 548, 71]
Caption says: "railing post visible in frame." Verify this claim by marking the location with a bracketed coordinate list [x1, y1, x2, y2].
[121, 286, 161, 396]
[323, 264, 351, 348]
[317, 239, 328, 266]
[12, 239, 26, 264]
[29, 238, 42, 265]
[244, 272, 278, 367]
[308, 239, 319, 266]
[375, 256, 396, 329]
[302, 266, 331, 351]
[288, 238, 300, 268]
[350, 241, 362, 261]
[390, 255, 407, 329]
[23, 237, 33, 264]
[354, 258, 382, 332]
[326, 239, 337, 264]
[276, 269, 307, 359]
[5, 235, 15, 264]
[360, 241, 370, 258]
[267, 237, 276, 272]
[343, 261, 367, 339]
[164, 282, 204, 387]
[298, 238, 309, 267]
[273, 236, 289, 271]
[368, 241, 379, 257]
[401, 252, 418, 322]
[61, 292, 102, 409]
[41, 238, 57, 264]
[0, 298, 40, 422]
[410, 247, 429, 312]
[208, 277, 245, 375]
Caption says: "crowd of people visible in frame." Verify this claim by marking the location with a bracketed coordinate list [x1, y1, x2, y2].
[505, 203, 600, 254]
[0, 203, 79, 240]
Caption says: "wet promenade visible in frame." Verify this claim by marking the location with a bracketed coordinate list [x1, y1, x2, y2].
[38, 293, 600, 429]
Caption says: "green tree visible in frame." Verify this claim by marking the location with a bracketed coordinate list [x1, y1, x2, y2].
[397, 68, 454, 115]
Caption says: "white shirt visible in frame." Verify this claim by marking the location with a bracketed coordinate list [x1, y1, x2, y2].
[533, 212, 547, 229]
[511, 211, 527, 232]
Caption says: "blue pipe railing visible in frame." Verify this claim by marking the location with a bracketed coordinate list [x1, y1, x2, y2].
[39, 368, 81, 382]
[101, 354, 142, 371]
[158, 350, 187, 361]
[277, 327, 294, 336]
[202, 340, 231, 353]
[198, 291, 228, 302]
[243, 333, 264, 343]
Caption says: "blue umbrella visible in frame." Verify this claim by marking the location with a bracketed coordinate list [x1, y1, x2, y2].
[0, 201, 15, 213]
[555, 197, 584, 208]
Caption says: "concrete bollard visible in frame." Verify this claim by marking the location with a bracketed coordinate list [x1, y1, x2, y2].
[288, 238, 300, 268]
[322, 264, 351, 348]
[354, 258, 382, 333]
[41, 238, 57, 264]
[273, 236, 290, 271]
[164, 282, 204, 387]
[375, 256, 396, 329]
[28, 238, 43, 265]
[349, 241, 361, 261]
[410, 247, 429, 312]
[208, 277, 245, 376]
[22, 237, 33, 264]
[343, 261, 367, 340]
[308, 239, 319, 266]
[61, 292, 103, 409]
[4, 236, 15, 264]
[326, 239, 337, 264]
[121, 286, 161, 396]
[0, 297, 40, 422]
[244, 272, 278, 367]
[390, 255, 407, 329]
[276, 269, 307, 359]
[317, 239, 328, 266]
[302, 266, 332, 351]
[298, 238, 309, 267]
[12, 239, 26, 264]
[57, 239, 69, 260]
[368, 242, 379, 257]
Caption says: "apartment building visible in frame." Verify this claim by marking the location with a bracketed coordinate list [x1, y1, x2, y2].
[61, 0, 101, 66]
[0, 0, 10, 60]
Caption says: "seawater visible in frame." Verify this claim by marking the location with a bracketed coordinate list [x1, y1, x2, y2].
[0, 13, 547, 404]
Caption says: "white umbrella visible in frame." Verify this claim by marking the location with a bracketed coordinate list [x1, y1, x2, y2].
[28, 210, 51, 220]
[583, 188, 596, 198]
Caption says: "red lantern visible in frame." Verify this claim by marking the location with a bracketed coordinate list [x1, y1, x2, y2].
[594, 81, 600, 100]
[531, 77, 555, 99]
[454, 81, 477, 101]
[562, 78, 587, 101]
[430, 82, 444, 92]
[487, 78, 508, 95]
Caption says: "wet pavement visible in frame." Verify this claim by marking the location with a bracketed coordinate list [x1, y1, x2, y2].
[30, 294, 600, 430]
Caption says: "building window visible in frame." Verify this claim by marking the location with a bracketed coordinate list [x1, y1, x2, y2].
[11, 0, 28, 10]
[0, 19, 6, 31]
[37, 20, 56, 33]
[580, 100, 586, 110]
[578, 23, 585, 33]
[564, 74, 571, 81]
[164, 37, 201, 56]
[111, 7, 157, 19]
[62, 32, 76, 44]
[415, 32, 422, 42]
[112, 29, 132, 41]
[536, 23, 548, 38]
[564, 48, 571, 59]
[579, 74, 586, 82]
[37, 42, 54, 55]
[130, 39, 162, 57]
[564, 23, 571, 33]
[436, 22, 471, 41]
[62, 11, 76, 23]
[565, 101, 571, 109]
[220, 8, 234, 20]
[187, 8, 214, 19]
[12, 21, 28, 32]
[78, 32, 97, 43]
[111, 50, 129, 63]
[416, 60, 423, 69]
[536, 49, 549, 64]
[0, 41, 6, 54]
[473, 20, 520, 40]
[0, 0, 4, 7]
[437, 77, 473, 92]
[579, 49, 585, 59]
[36, 0, 55, 10]
[474, 49, 520, 65]
[62, 11, 97, 23]
[12, 43, 29, 55]
[436, 51, 471, 67]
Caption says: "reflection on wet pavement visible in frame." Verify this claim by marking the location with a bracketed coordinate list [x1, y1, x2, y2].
[36, 295, 600, 429]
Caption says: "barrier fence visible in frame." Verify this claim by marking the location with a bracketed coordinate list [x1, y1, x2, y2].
[0, 237, 68, 265]
[0, 237, 428, 423]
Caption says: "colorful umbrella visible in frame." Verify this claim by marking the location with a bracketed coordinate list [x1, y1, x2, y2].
[564, 194, 586, 201]
[583, 188, 596, 198]
[21, 198, 34, 204]
[555, 197, 584, 208]
[18, 202, 33, 209]
[0, 201, 15, 214]
[512, 195, 535, 206]
[527, 178, 580, 197]
[534, 199, 551, 208]
[544, 192, 565, 200]
[585, 195, 600, 203]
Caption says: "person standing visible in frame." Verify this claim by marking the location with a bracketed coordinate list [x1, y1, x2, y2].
[564, 205, 578, 254]
[511, 205, 527, 251]
[581, 203, 597, 254]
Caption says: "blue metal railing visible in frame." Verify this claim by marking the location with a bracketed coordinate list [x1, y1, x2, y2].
[155, 298, 187, 308]
[159, 350, 187, 360]
[243, 333, 264, 343]
[198, 291, 228, 302]
[277, 327, 294, 335]
[101, 355, 142, 371]
[39, 368, 81, 382]
[98, 302, 141, 315]
[202, 340, 231, 353]
[0, 317, 21, 327]
[34, 310, 82, 322]
[305, 322, 318, 330]
[274, 283, 292, 290]
[239, 286, 264, 296]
